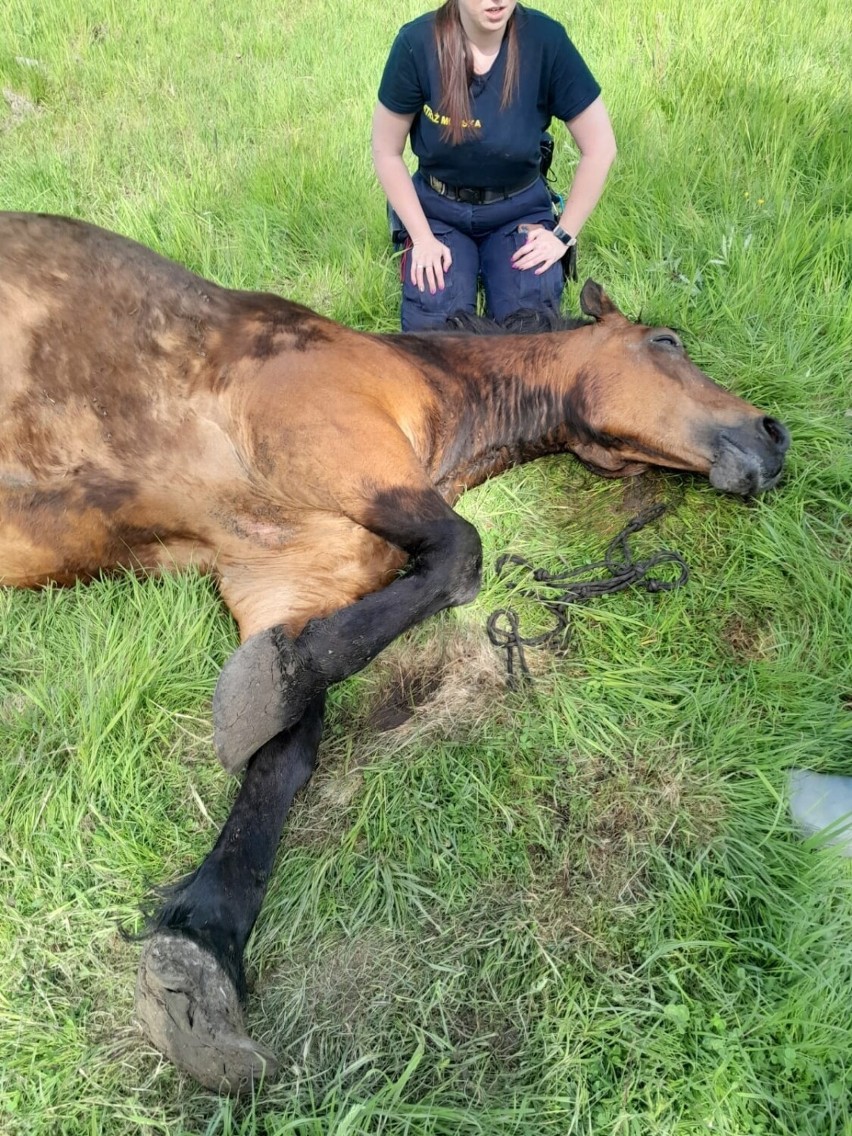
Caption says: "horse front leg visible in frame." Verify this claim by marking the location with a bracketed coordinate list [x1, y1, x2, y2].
[213, 487, 482, 773]
[135, 695, 325, 1093]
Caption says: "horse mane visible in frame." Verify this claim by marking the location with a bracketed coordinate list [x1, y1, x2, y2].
[443, 308, 591, 336]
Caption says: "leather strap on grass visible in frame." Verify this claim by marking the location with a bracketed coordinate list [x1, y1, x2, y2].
[487, 504, 689, 688]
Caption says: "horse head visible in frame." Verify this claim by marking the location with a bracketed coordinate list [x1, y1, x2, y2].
[564, 279, 790, 495]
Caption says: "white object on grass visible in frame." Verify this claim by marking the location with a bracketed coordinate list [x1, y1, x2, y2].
[789, 769, 852, 857]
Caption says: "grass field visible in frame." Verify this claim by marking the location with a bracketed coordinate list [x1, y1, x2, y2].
[1, 0, 850, 1132]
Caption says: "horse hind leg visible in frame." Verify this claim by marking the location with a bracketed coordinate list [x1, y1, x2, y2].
[134, 695, 324, 1093]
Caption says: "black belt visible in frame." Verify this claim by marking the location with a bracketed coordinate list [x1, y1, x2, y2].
[425, 172, 540, 205]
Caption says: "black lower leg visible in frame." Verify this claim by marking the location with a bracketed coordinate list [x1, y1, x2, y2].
[213, 502, 482, 772]
[146, 694, 325, 995]
[303, 510, 482, 681]
[298, 527, 481, 686]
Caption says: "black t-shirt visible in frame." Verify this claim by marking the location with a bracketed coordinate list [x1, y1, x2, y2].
[377, 5, 601, 189]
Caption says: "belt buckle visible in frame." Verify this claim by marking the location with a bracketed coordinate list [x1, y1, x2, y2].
[457, 186, 480, 205]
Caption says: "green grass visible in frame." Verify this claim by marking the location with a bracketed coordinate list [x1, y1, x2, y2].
[1, 0, 851, 1132]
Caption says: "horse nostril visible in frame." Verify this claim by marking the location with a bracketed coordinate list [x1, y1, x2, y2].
[760, 416, 790, 451]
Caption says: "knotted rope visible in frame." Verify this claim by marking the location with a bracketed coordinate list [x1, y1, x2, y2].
[486, 504, 689, 687]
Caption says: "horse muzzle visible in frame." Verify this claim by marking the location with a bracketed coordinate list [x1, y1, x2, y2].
[709, 416, 791, 495]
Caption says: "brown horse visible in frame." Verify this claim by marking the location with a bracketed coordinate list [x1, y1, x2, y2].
[0, 213, 789, 1092]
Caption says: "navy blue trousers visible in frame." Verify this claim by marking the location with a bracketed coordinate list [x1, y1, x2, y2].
[400, 172, 564, 331]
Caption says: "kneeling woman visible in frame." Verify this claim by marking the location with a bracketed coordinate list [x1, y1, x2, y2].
[372, 0, 617, 330]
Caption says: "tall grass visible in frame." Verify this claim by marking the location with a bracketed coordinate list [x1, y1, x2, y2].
[1, 0, 850, 1133]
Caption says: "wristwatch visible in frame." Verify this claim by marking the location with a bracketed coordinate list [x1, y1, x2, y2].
[553, 224, 577, 248]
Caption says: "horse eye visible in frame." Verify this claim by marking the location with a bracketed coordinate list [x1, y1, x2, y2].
[651, 332, 682, 349]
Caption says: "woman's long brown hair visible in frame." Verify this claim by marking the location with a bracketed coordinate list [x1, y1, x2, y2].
[434, 1, 519, 145]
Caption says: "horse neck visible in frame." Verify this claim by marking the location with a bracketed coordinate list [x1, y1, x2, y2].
[419, 330, 594, 501]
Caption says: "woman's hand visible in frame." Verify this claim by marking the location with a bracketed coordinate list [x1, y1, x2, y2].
[511, 224, 567, 275]
[372, 105, 454, 294]
[409, 234, 453, 293]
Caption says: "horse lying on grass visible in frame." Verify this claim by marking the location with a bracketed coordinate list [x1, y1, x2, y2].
[0, 212, 790, 1092]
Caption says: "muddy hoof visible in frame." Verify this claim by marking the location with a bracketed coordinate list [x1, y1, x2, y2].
[213, 628, 309, 773]
[135, 934, 278, 1094]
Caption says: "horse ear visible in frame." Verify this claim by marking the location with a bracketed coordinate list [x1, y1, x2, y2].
[579, 279, 619, 321]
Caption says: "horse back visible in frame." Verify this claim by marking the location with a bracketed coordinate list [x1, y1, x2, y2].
[0, 215, 267, 583]
[0, 213, 435, 589]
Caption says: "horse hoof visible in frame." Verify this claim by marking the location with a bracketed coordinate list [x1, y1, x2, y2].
[135, 934, 278, 1094]
[212, 627, 308, 773]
